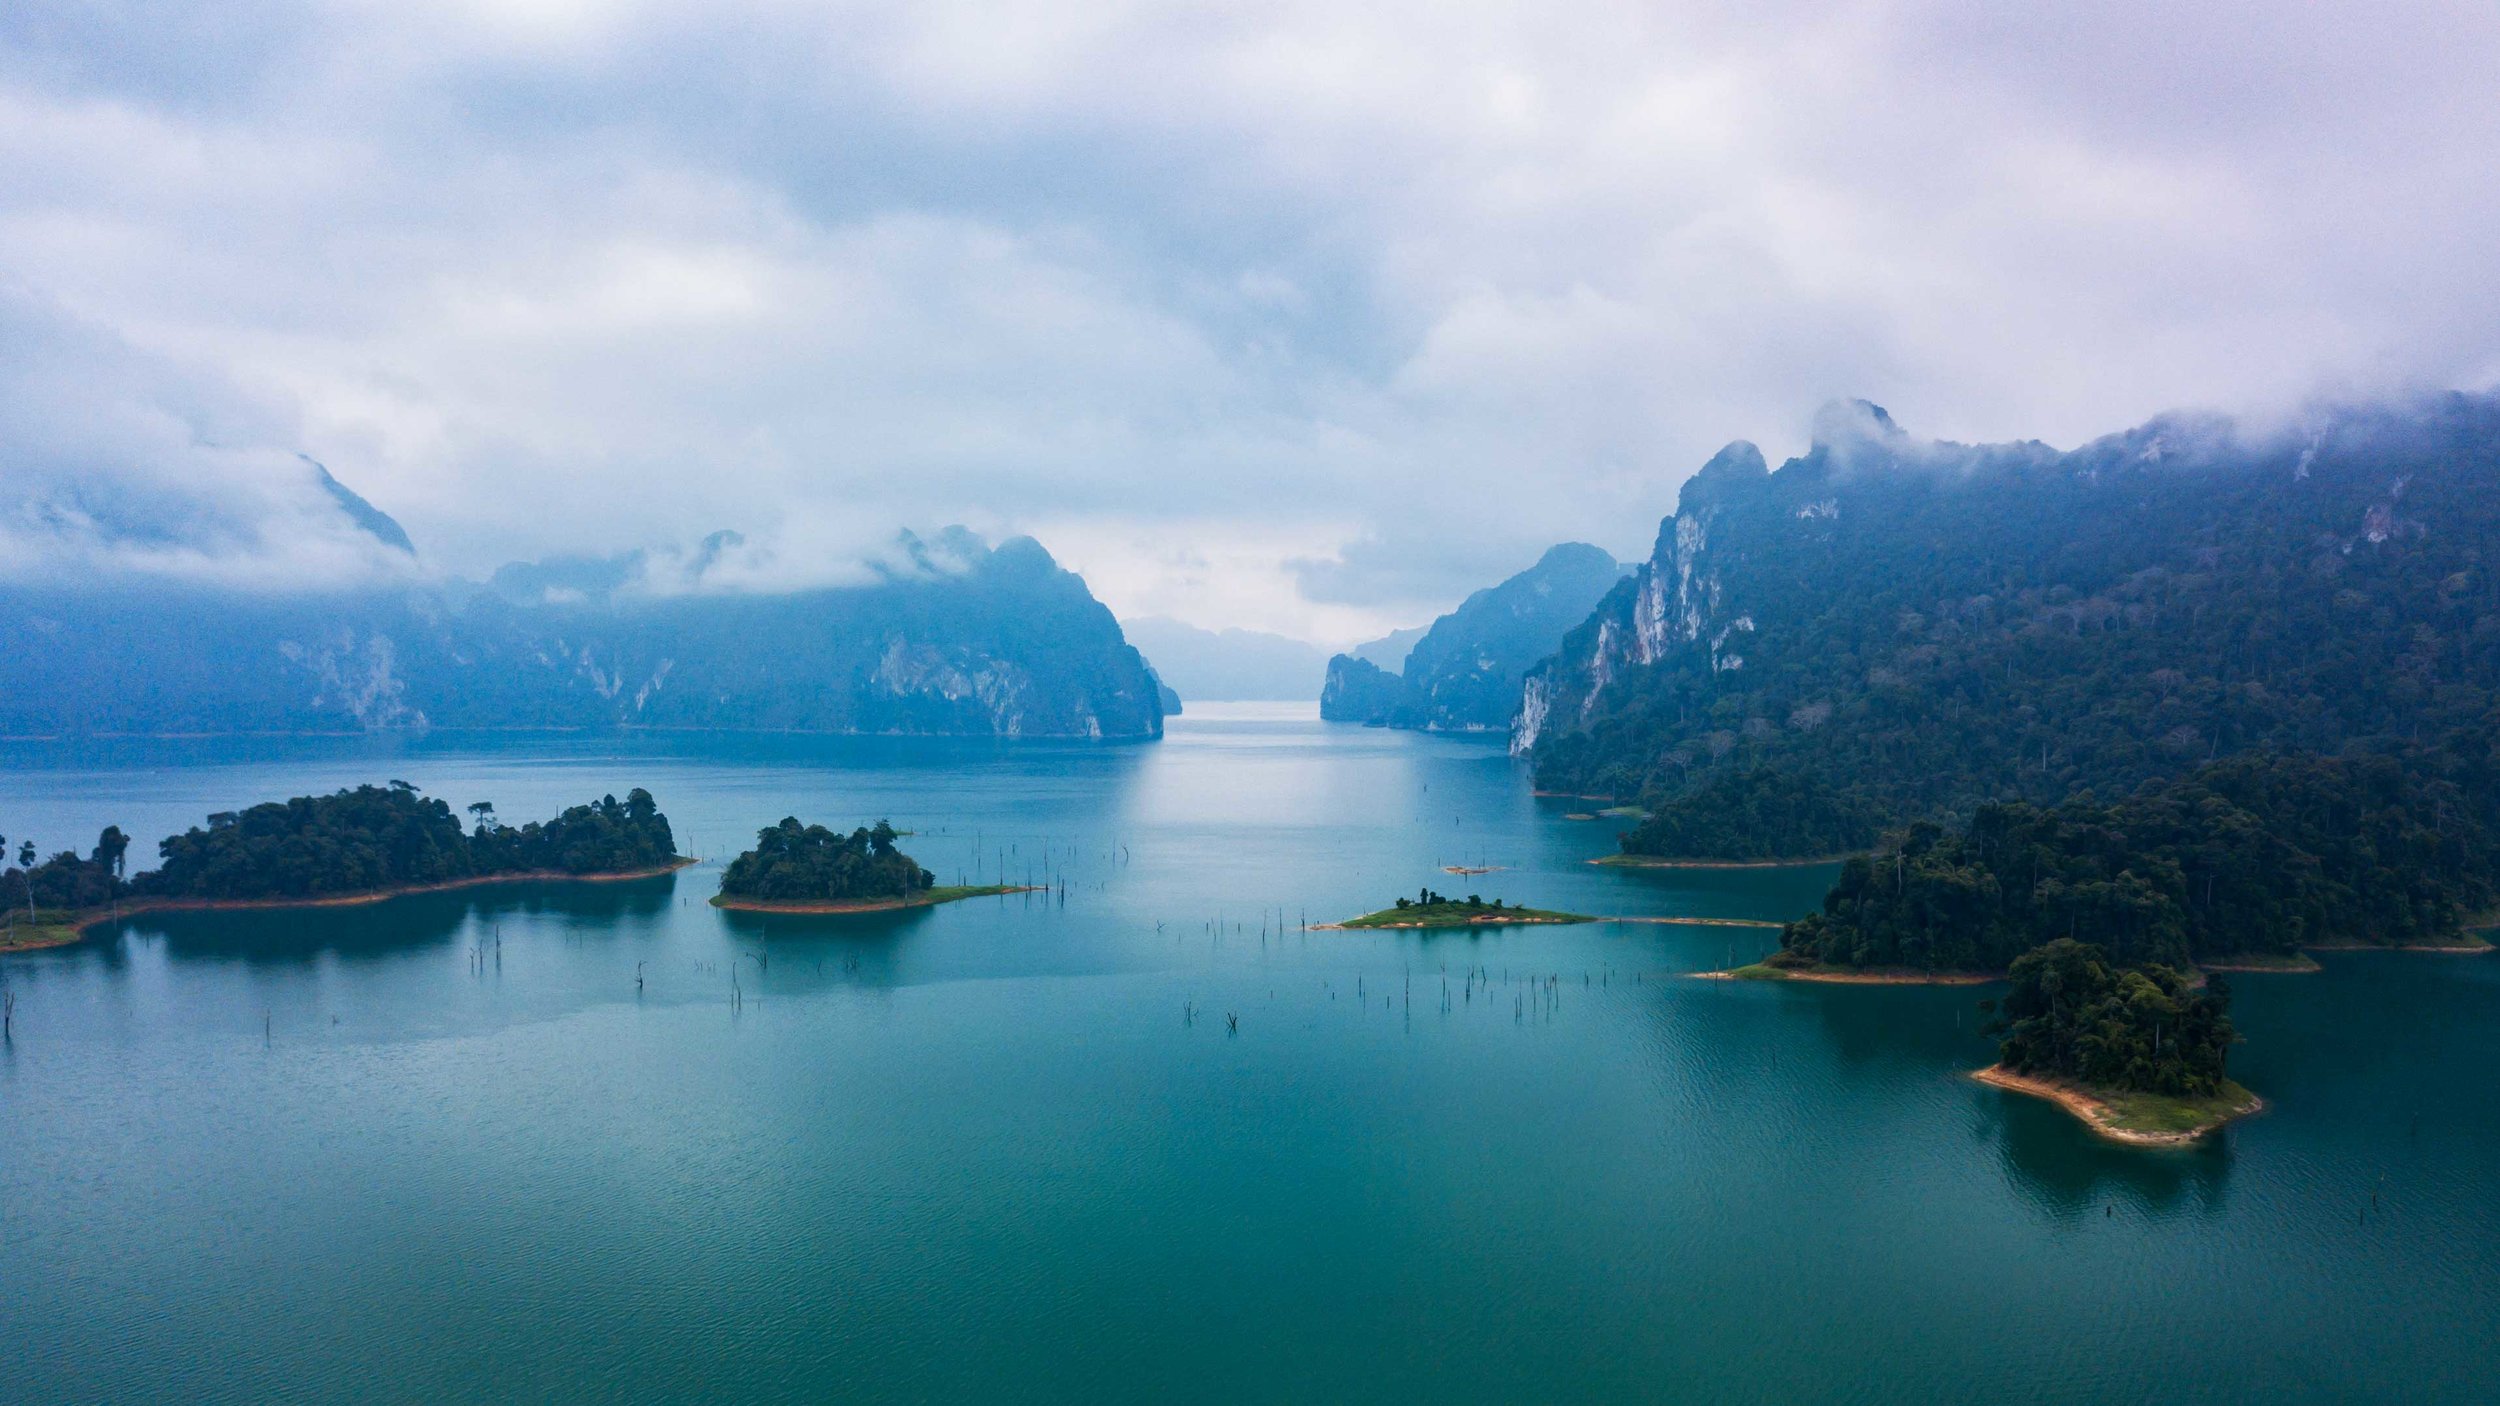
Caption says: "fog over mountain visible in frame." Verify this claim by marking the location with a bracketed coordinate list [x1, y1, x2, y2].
[1, 523, 1166, 739]
[6, 1, 2498, 640]
[1118, 618, 1332, 701]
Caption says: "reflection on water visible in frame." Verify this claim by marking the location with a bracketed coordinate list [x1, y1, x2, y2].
[1979, 1087, 2239, 1221]
[103, 874, 684, 966]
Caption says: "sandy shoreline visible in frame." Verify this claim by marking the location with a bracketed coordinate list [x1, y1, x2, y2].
[1696, 963, 1997, 985]
[0, 858, 701, 954]
[710, 885, 1042, 915]
[1314, 914, 1587, 931]
[1972, 1064, 2264, 1146]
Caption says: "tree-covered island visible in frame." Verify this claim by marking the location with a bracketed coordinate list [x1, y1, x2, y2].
[1710, 744, 2500, 1136]
[1332, 888, 1595, 929]
[2, 783, 687, 951]
[1973, 939, 2260, 1144]
[710, 817, 1028, 912]
[146, 783, 684, 900]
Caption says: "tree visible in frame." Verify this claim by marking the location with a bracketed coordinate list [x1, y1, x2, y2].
[1528, 395, 2500, 866]
[1989, 939, 2237, 1096]
[1779, 741, 2500, 971]
[716, 818, 935, 903]
[143, 784, 678, 900]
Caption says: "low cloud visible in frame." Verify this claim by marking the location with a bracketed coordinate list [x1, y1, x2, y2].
[0, 287, 419, 590]
[4, 1, 2497, 627]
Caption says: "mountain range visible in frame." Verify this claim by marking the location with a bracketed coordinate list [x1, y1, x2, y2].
[1116, 618, 1332, 701]
[1515, 394, 2500, 859]
[2, 497, 1167, 739]
[1321, 542, 1627, 730]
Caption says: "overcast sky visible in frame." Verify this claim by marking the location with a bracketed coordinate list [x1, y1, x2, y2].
[6, 0, 2499, 642]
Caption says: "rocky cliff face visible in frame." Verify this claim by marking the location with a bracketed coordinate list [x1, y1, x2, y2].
[1512, 392, 2500, 855]
[1322, 542, 1627, 731]
[1511, 442, 1775, 755]
[0, 533, 1166, 740]
[1514, 405, 2074, 760]
[1318, 654, 1405, 722]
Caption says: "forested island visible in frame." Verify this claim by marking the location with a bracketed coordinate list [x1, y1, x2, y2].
[1974, 940, 2260, 1144]
[2, 783, 685, 950]
[1736, 739, 2491, 1134]
[1332, 889, 1593, 929]
[1776, 745, 2497, 975]
[711, 817, 1026, 913]
[1483, 395, 2500, 1136]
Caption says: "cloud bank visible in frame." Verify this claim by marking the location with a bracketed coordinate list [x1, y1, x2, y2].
[4, 0, 2497, 635]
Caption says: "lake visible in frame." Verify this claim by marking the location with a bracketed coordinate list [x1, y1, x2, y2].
[3, 706, 2496, 1404]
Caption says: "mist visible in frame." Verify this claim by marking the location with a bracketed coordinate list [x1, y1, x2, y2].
[5, 0, 2499, 635]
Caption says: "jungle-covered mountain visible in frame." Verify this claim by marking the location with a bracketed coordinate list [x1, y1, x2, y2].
[1322, 543, 1626, 730]
[1519, 393, 2500, 861]
[0, 528, 1166, 740]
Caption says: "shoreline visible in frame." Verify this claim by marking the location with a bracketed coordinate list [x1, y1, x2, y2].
[1701, 935, 2496, 986]
[709, 884, 1042, 915]
[2301, 935, 2493, 954]
[1591, 853, 1858, 870]
[1317, 914, 1591, 931]
[0, 723, 1160, 742]
[2199, 953, 2325, 974]
[1613, 916, 1786, 929]
[1972, 1064, 2264, 1146]
[1698, 962, 1997, 985]
[1, 858, 700, 954]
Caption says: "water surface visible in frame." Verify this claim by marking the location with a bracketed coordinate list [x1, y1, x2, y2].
[3, 707, 2494, 1403]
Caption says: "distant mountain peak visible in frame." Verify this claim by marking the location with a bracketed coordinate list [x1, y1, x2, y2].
[303, 457, 415, 555]
[1322, 541, 1626, 731]
[1118, 616, 1331, 701]
[1808, 398, 1909, 464]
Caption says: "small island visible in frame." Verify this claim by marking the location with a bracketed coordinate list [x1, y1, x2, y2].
[1973, 939, 2261, 1145]
[710, 817, 1032, 914]
[1326, 888, 1594, 930]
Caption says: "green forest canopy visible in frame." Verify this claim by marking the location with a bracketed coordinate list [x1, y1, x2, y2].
[1779, 732, 2500, 972]
[716, 818, 935, 903]
[1987, 939, 2239, 1098]
[3, 783, 679, 910]
[1526, 397, 2500, 864]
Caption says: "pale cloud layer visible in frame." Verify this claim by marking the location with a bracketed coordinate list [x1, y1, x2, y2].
[4, 0, 2497, 637]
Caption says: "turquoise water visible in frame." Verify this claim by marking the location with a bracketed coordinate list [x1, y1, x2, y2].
[3, 707, 2496, 1404]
